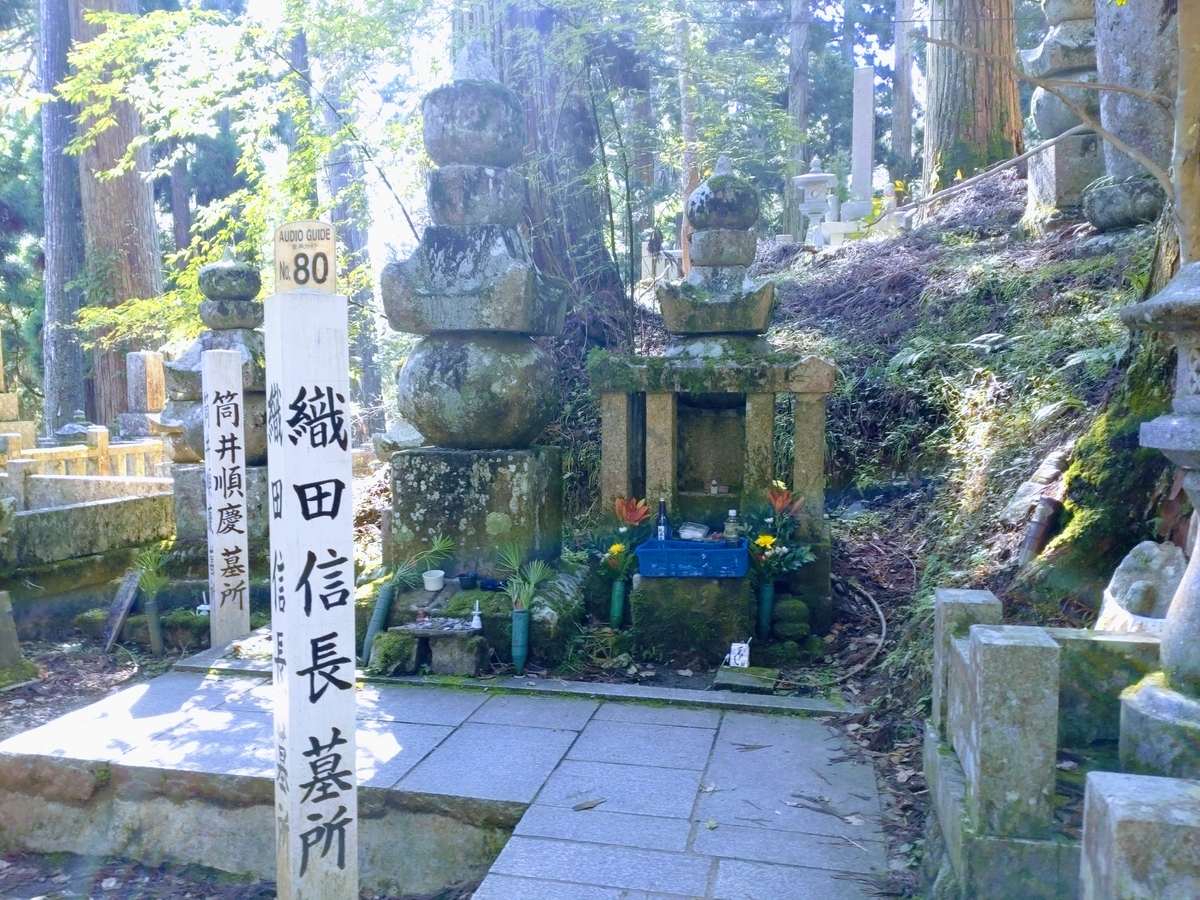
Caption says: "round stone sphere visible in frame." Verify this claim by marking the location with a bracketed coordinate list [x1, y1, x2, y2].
[687, 174, 760, 231]
[198, 253, 261, 301]
[423, 81, 526, 168]
[427, 165, 525, 227]
[397, 334, 560, 449]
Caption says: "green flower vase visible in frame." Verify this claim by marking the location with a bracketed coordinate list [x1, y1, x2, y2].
[756, 582, 775, 640]
[609, 581, 627, 628]
[511, 609, 530, 675]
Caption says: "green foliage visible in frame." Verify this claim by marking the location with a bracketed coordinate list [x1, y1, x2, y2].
[134, 544, 172, 600]
[0, 111, 43, 400]
[390, 533, 453, 591]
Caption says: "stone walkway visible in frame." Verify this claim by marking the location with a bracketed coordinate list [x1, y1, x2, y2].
[0, 673, 883, 899]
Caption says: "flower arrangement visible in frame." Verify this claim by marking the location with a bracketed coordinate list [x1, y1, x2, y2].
[599, 540, 638, 581]
[745, 482, 815, 586]
[589, 496, 650, 583]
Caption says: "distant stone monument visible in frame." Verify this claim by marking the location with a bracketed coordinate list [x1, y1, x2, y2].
[381, 40, 567, 574]
[841, 66, 875, 223]
[1021, 0, 1105, 214]
[118, 351, 165, 438]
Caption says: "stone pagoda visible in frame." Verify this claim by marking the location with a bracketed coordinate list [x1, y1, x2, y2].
[162, 251, 270, 558]
[590, 158, 834, 624]
[382, 41, 566, 575]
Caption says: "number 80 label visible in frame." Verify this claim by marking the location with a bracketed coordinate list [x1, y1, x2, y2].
[274, 220, 337, 294]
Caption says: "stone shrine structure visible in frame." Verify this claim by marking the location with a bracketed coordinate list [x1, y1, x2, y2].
[592, 157, 833, 612]
[163, 251, 270, 557]
[840, 66, 875, 224]
[1021, 0, 1105, 215]
[382, 41, 566, 575]
[118, 351, 165, 439]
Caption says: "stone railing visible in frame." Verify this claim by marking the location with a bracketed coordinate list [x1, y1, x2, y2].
[0, 428, 165, 478]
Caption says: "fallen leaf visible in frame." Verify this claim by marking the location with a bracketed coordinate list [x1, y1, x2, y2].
[572, 798, 606, 811]
[705, 820, 718, 829]
[101, 877, 119, 890]
[733, 743, 770, 752]
[676, 668, 693, 677]
[1056, 760, 1078, 771]
[844, 814, 866, 826]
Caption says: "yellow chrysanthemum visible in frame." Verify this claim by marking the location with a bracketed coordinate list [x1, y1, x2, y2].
[754, 534, 777, 548]
[609, 543, 626, 556]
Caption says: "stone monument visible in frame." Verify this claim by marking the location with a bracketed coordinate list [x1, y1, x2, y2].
[840, 66, 875, 223]
[118, 351, 165, 439]
[1021, 0, 1105, 214]
[591, 157, 834, 631]
[792, 156, 838, 247]
[382, 41, 566, 575]
[164, 251, 270, 558]
[1118, 262, 1200, 779]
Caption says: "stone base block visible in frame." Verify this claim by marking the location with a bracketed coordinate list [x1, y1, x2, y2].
[381, 225, 566, 335]
[839, 199, 873, 221]
[656, 280, 775, 335]
[388, 447, 562, 576]
[1028, 133, 1106, 211]
[786, 532, 832, 636]
[118, 412, 156, 439]
[925, 724, 1080, 900]
[1081, 771, 1200, 900]
[630, 576, 753, 663]
[171, 464, 270, 558]
[1119, 672, 1200, 779]
[0, 422, 37, 451]
[0, 392, 18, 422]
[687, 229, 757, 267]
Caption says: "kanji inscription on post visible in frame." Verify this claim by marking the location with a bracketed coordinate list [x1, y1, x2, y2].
[274, 221, 336, 294]
[266, 220, 357, 899]
[202, 349, 250, 648]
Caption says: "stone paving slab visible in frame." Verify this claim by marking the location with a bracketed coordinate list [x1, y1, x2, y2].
[592, 701, 722, 729]
[692, 821, 885, 874]
[712, 859, 876, 900]
[473, 874, 697, 900]
[566, 719, 716, 770]
[487, 836, 714, 896]
[468, 693, 599, 731]
[535, 760, 707, 818]
[513, 805, 693, 852]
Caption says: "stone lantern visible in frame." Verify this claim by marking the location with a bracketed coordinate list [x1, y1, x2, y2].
[381, 41, 567, 574]
[1118, 261, 1200, 777]
[792, 157, 838, 247]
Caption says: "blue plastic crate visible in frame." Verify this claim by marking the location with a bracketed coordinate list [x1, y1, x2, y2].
[635, 538, 749, 578]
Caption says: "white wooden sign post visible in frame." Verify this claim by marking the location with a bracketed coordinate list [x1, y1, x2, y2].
[202, 349, 250, 648]
[267, 220, 357, 899]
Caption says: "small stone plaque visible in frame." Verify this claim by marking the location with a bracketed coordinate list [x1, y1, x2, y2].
[274, 220, 336, 294]
[729, 642, 750, 668]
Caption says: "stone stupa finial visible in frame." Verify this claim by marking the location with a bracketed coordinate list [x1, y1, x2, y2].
[452, 38, 500, 83]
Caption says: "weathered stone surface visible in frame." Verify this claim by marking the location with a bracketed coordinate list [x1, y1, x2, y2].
[159, 399, 199, 462]
[932, 588, 1003, 737]
[1045, 627, 1159, 748]
[657, 280, 774, 335]
[0, 590, 23, 669]
[1084, 177, 1167, 233]
[198, 299, 264, 331]
[687, 229, 757, 267]
[686, 165, 760, 231]
[0, 391, 18, 422]
[1080, 771, 1200, 900]
[427, 165, 525, 227]
[662, 335, 772, 359]
[428, 633, 487, 676]
[372, 418, 425, 459]
[197, 251, 261, 301]
[1044, 0, 1093, 26]
[170, 391, 266, 467]
[382, 226, 565, 336]
[125, 351, 165, 414]
[713, 665, 778, 694]
[1028, 133, 1106, 211]
[1119, 672, 1200, 779]
[630, 577, 754, 663]
[1020, 20, 1097, 78]
[171, 463, 270, 555]
[950, 625, 1060, 839]
[1000, 448, 1071, 525]
[588, 351, 835, 395]
[1030, 70, 1099, 139]
[1095, 540, 1182, 633]
[164, 328, 264, 400]
[924, 725, 1082, 900]
[423, 80, 525, 168]
[389, 447, 562, 575]
[397, 334, 560, 449]
[0, 494, 173, 570]
[1096, 0, 1177, 181]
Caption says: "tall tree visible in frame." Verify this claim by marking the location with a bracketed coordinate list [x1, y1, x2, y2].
[40, 0, 86, 433]
[784, 0, 810, 236]
[677, 12, 698, 274]
[922, 0, 1023, 193]
[892, 0, 915, 180]
[1177, 2, 1199, 264]
[69, 0, 163, 426]
[322, 94, 384, 440]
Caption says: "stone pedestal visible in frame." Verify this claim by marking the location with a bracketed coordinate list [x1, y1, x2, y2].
[1028, 133, 1107, 211]
[630, 576, 753, 663]
[1080, 771, 1200, 900]
[388, 447, 562, 576]
[932, 588, 1004, 736]
[1119, 673, 1200, 779]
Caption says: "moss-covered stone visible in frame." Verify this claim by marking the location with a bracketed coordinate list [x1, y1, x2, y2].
[422, 79, 526, 168]
[773, 620, 812, 642]
[366, 631, 418, 676]
[1017, 330, 1174, 611]
[441, 588, 577, 669]
[753, 640, 802, 667]
[656, 280, 775, 336]
[686, 173, 760, 231]
[587, 348, 834, 396]
[0, 657, 37, 689]
[197, 251, 261, 301]
[786, 537, 832, 635]
[631, 576, 753, 663]
[773, 599, 810, 624]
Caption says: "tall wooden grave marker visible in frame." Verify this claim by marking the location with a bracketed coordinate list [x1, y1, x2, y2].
[267, 221, 357, 898]
[202, 349, 250, 647]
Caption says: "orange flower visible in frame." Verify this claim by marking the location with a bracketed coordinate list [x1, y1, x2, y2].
[614, 497, 650, 526]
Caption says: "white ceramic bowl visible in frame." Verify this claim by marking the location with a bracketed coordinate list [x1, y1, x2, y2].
[423, 569, 445, 591]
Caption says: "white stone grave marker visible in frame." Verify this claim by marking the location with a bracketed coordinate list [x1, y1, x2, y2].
[267, 221, 357, 899]
[202, 349, 250, 648]
[274, 220, 337, 294]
